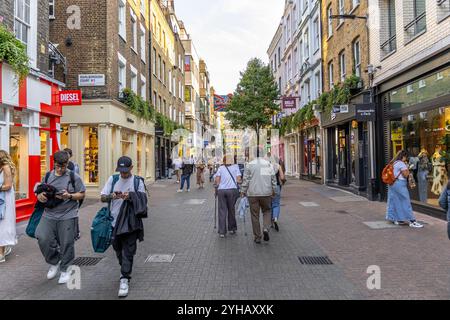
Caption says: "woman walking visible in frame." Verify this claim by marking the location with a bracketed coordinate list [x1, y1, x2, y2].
[270, 156, 285, 232]
[386, 150, 423, 228]
[214, 155, 242, 238]
[0, 150, 17, 263]
[196, 159, 206, 189]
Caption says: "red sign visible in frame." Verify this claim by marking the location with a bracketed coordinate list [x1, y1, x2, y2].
[59, 90, 82, 106]
[282, 97, 297, 109]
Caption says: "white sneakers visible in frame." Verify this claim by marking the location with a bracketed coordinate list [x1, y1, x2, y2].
[0, 254, 5, 263]
[47, 261, 61, 280]
[187, 189, 190, 192]
[177, 190, 183, 193]
[118, 278, 129, 297]
[58, 271, 71, 284]
[409, 221, 424, 228]
[4, 246, 12, 257]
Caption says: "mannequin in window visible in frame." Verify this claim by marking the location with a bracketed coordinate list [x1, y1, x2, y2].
[431, 145, 448, 196]
[417, 148, 430, 202]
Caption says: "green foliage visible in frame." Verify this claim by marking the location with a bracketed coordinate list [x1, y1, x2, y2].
[0, 24, 30, 79]
[225, 58, 280, 132]
[155, 113, 184, 136]
[121, 88, 155, 122]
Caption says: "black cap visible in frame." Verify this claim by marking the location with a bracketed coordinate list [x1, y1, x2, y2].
[116, 156, 132, 173]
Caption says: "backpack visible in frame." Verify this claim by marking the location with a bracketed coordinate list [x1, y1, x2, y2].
[90, 175, 146, 253]
[381, 161, 402, 185]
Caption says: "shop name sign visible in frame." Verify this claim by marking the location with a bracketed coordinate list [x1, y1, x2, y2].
[282, 97, 297, 109]
[355, 104, 376, 121]
[59, 90, 82, 106]
[78, 74, 106, 86]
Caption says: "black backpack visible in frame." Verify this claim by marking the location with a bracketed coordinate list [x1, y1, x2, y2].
[44, 170, 84, 208]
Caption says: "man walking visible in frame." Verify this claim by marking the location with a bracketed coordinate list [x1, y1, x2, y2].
[177, 158, 194, 193]
[35, 151, 86, 284]
[100, 156, 148, 298]
[241, 154, 277, 244]
[64, 148, 80, 176]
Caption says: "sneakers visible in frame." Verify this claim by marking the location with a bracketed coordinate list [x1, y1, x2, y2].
[219, 234, 225, 238]
[254, 238, 262, 244]
[0, 254, 5, 263]
[118, 278, 129, 298]
[177, 189, 183, 193]
[187, 189, 191, 192]
[273, 218, 279, 232]
[229, 230, 236, 235]
[58, 271, 71, 285]
[47, 261, 61, 280]
[409, 221, 424, 228]
[263, 229, 270, 242]
[4, 246, 11, 257]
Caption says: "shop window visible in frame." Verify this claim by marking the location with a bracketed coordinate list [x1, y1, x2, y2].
[40, 116, 50, 128]
[60, 125, 69, 150]
[10, 126, 29, 200]
[40, 131, 51, 180]
[389, 106, 450, 208]
[0, 109, 5, 122]
[121, 130, 133, 157]
[137, 134, 142, 176]
[83, 126, 99, 184]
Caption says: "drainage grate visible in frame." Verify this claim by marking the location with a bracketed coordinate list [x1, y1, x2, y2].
[335, 210, 349, 214]
[72, 257, 103, 266]
[145, 254, 175, 263]
[298, 256, 333, 265]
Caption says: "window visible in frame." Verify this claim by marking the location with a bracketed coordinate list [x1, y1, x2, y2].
[437, 72, 444, 80]
[328, 62, 334, 89]
[339, 51, 346, 82]
[353, 40, 361, 77]
[419, 79, 426, 88]
[383, 0, 397, 55]
[130, 65, 138, 94]
[152, 48, 156, 75]
[168, 70, 172, 93]
[179, 80, 182, 99]
[118, 53, 127, 92]
[153, 91, 157, 107]
[83, 127, 99, 184]
[405, 0, 426, 39]
[10, 115, 29, 200]
[327, 5, 333, 38]
[313, 18, 319, 52]
[315, 72, 321, 98]
[299, 39, 303, 64]
[14, 0, 31, 45]
[163, 31, 166, 49]
[304, 29, 309, 60]
[131, 10, 137, 52]
[339, 0, 345, 25]
[158, 96, 162, 113]
[437, 0, 450, 22]
[140, 24, 146, 62]
[293, 48, 298, 77]
[286, 15, 291, 42]
[352, 0, 360, 9]
[158, 55, 161, 80]
[140, 75, 146, 100]
[151, 14, 156, 35]
[163, 99, 167, 116]
[303, 0, 308, 13]
[274, 54, 277, 71]
[185, 56, 191, 72]
[49, 0, 55, 19]
[288, 56, 292, 81]
[278, 47, 281, 66]
[162, 61, 166, 85]
[118, 0, 126, 40]
[140, 0, 145, 16]
[407, 84, 413, 93]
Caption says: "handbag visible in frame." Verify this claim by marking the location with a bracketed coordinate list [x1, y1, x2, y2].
[408, 173, 417, 189]
[26, 205, 45, 238]
[225, 165, 240, 192]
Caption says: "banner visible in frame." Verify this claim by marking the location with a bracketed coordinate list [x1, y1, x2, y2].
[214, 94, 232, 112]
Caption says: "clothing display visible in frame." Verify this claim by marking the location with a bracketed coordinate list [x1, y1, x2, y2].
[417, 151, 430, 203]
[431, 150, 448, 196]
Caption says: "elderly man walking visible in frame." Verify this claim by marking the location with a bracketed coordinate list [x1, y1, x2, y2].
[240, 155, 277, 244]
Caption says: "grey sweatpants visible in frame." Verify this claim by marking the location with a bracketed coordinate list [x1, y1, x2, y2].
[35, 216, 77, 272]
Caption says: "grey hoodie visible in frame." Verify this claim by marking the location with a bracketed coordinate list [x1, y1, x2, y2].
[241, 158, 277, 197]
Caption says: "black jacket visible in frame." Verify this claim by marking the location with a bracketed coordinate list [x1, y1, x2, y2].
[112, 191, 148, 242]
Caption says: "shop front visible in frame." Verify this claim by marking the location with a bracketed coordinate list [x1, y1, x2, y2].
[299, 119, 322, 183]
[0, 63, 63, 222]
[61, 99, 155, 197]
[284, 130, 299, 178]
[322, 91, 372, 197]
[379, 64, 450, 216]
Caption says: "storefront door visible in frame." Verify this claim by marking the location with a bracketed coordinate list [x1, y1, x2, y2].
[338, 126, 349, 186]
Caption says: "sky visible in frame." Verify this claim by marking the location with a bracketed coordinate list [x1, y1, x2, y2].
[175, 0, 285, 95]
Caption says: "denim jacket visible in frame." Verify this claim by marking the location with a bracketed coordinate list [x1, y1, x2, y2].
[438, 186, 450, 240]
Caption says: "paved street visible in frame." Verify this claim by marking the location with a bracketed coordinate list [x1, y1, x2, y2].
[1, 177, 450, 300]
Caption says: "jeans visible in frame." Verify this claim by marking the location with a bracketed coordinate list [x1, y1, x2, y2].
[180, 174, 191, 190]
[271, 185, 281, 220]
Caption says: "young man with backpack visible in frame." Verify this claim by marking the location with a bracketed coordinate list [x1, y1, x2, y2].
[100, 156, 148, 298]
[35, 151, 86, 284]
[64, 148, 80, 176]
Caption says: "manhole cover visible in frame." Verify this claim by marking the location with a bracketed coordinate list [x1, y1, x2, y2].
[186, 199, 206, 205]
[299, 202, 319, 207]
[72, 257, 103, 266]
[330, 196, 367, 203]
[298, 256, 333, 265]
[145, 254, 175, 263]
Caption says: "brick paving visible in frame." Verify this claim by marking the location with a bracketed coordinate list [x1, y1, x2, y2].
[1, 177, 449, 300]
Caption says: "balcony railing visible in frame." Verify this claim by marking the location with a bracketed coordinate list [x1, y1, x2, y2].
[48, 42, 67, 83]
[380, 34, 397, 56]
[404, 11, 426, 39]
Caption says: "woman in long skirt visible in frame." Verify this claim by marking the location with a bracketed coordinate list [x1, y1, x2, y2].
[386, 150, 424, 228]
[0, 150, 17, 263]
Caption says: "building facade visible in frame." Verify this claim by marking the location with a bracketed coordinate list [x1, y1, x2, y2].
[1, 0, 65, 222]
[368, 0, 450, 215]
[50, 0, 155, 196]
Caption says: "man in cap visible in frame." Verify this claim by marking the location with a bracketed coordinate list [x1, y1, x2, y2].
[100, 156, 147, 297]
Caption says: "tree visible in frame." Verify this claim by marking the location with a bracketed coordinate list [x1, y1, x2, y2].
[225, 58, 280, 156]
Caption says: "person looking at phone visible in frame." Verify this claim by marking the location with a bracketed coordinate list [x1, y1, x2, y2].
[35, 151, 86, 284]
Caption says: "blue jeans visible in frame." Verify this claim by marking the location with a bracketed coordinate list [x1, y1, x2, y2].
[271, 185, 281, 220]
[180, 174, 191, 190]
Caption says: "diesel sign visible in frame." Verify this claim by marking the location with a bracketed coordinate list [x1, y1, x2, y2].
[59, 90, 82, 106]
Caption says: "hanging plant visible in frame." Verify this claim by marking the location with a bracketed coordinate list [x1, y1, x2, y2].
[0, 25, 30, 80]
[121, 88, 156, 122]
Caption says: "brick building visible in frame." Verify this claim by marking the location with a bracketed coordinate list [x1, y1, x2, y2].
[50, 0, 156, 195]
[368, 0, 450, 215]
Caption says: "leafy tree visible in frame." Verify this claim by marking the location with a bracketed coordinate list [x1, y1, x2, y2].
[225, 58, 279, 156]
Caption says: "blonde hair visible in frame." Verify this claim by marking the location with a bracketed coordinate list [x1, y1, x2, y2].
[0, 150, 16, 176]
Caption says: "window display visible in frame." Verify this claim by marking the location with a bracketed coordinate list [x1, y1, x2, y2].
[390, 106, 450, 207]
[40, 131, 51, 180]
[83, 126, 99, 184]
[121, 130, 133, 157]
[137, 134, 142, 176]
[60, 125, 69, 150]
[10, 126, 29, 200]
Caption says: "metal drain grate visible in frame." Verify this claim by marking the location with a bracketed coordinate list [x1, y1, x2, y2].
[335, 210, 349, 214]
[298, 256, 333, 265]
[72, 257, 103, 266]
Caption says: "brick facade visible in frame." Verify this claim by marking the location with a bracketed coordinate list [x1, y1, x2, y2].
[321, 0, 369, 93]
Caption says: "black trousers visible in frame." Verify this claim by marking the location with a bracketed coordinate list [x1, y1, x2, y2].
[112, 231, 139, 280]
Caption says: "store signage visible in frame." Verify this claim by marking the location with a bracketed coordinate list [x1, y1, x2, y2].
[332, 105, 349, 113]
[355, 104, 376, 121]
[78, 74, 106, 86]
[282, 97, 297, 109]
[59, 90, 82, 106]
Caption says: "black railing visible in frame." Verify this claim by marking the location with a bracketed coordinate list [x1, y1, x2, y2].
[48, 42, 67, 83]
[404, 11, 426, 37]
[380, 34, 397, 54]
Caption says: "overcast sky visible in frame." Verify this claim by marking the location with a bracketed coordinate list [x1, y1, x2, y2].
[175, 0, 285, 95]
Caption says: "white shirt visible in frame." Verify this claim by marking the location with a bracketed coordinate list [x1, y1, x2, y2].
[215, 165, 241, 190]
[100, 175, 146, 227]
[393, 161, 408, 181]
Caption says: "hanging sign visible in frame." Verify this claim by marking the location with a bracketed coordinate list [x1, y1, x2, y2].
[282, 97, 297, 109]
[355, 104, 376, 121]
[59, 90, 82, 106]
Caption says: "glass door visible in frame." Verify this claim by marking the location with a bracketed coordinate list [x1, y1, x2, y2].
[338, 126, 349, 186]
